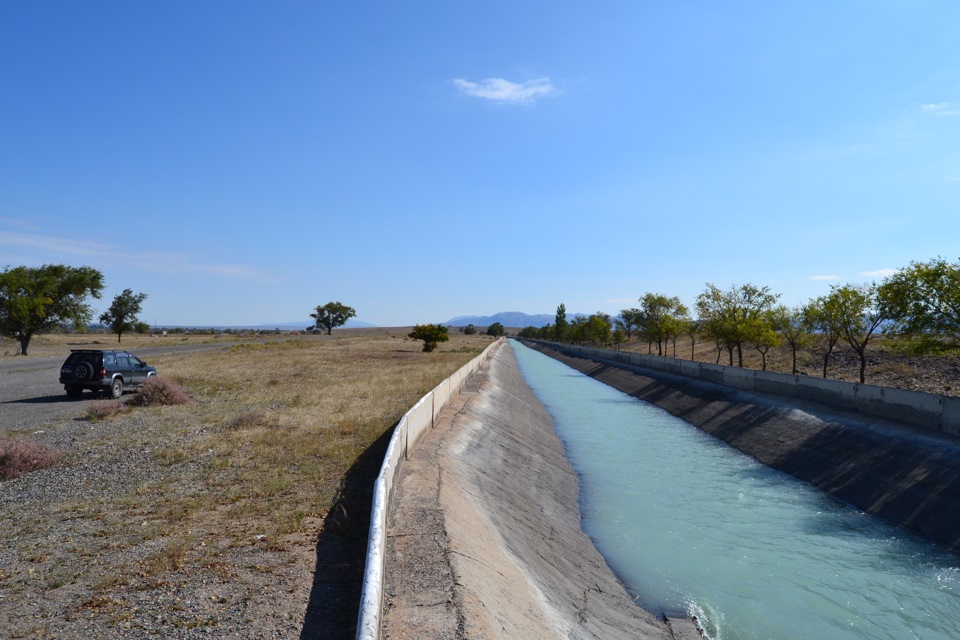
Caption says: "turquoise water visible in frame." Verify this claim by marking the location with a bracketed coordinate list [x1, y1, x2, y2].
[511, 340, 960, 640]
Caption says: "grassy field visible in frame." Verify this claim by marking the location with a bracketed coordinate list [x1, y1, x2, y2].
[1, 329, 494, 637]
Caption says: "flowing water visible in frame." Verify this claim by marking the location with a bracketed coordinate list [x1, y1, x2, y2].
[510, 340, 960, 640]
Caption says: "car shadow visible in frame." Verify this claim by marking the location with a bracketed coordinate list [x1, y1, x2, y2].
[299, 421, 397, 640]
[5, 394, 83, 405]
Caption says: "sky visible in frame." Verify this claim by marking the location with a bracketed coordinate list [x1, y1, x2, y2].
[2, 2, 959, 327]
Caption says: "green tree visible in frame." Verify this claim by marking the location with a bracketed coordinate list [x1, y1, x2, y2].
[696, 283, 780, 367]
[878, 257, 960, 351]
[584, 313, 611, 346]
[637, 293, 689, 356]
[617, 307, 643, 340]
[486, 322, 505, 337]
[771, 305, 812, 375]
[408, 324, 449, 352]
[0, 264, 104, 356]
[100, 288, 148, 343]
[517, 326, 540, 338]
[748, 311, 781, 371]
[463, 324, 477, 335]
[805, 296, 844, 378]
[555, 303, 568, 342]
[684, 318, 702, 360]
[825, 283, 887, 383]
[310, 301, 356, 335]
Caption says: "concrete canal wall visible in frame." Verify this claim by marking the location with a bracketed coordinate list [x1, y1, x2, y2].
[523, 340, 960, 552]
[526, 341, 960, 436]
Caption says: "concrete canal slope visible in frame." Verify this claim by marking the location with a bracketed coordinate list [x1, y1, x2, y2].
[526, 341, 960, 551]
[380, 344, 678, 639]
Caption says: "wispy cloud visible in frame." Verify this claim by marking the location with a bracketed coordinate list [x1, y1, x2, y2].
[809, 275, 838, 281]
[921, 102, 960, 116]
[0, 217, 41, 232]
[0, 231, 279, 283]
[861, 268, 898, 278]
[454, 77, 557, 105]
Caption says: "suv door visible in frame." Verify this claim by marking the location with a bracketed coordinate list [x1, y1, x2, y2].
[126, 354, 150, 386]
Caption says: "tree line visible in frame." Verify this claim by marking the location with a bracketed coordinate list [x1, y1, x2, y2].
[517, 257, 960, 384]
[0, 265, 150, 355]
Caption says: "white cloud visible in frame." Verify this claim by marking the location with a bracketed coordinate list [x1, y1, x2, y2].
[921, 102, 960, 116]
[809, 275, 838, 281]
[861, 268, 898, 278]
[0, 230, 278, 283]
[454, 77, 557, 105]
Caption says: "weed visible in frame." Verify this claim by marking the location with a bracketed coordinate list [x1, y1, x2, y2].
[129, 376, 193, 407]
[0, 437, 61, 480]
[86, 400, 130, 421]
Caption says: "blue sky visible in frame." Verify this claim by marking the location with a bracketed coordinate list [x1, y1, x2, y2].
[2, 2, 958, 327]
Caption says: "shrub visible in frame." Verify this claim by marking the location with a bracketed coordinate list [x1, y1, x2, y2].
[408, 324, 450, 352]
[86, 400, 130, 421]
[129, 376, 193, 407]
[0, 437, 61, 480]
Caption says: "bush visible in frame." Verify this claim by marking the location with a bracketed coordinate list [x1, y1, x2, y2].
[129, 376, 193, 407]
[86, 400, 130, 421]
[408, 324, 450, 352]
[0, 437, 61, 480]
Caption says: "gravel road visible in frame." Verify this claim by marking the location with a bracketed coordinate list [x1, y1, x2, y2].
[0, 341, 260, 433]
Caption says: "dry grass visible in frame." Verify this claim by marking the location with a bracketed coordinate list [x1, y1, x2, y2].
[1, 330, 493, 629]
[0, 437, 62, 480]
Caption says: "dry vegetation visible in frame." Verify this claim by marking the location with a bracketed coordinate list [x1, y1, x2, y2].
[0, 330, 493, 638]
[620, 333, 960, 396]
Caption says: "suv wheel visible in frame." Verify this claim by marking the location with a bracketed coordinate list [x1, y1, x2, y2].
[74, 363, 94, 381]
[109, 378, 124, 399]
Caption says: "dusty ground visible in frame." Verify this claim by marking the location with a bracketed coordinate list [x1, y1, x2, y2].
[0, 331, 488, 639]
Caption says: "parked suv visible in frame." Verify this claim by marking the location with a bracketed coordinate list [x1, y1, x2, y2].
[59, 349, 158, 399]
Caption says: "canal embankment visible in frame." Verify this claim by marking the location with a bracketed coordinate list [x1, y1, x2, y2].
[523, 340, 960, 551]
[379, 342, 679, 639]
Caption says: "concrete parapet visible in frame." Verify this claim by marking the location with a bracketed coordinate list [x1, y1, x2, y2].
[356, 338, 504, 640]
[523, 339, 957, 437]
[857, 385, 944, 431]
[753, 371, 800, 398]
[944, 397, 960, 436]
[698, 363, 725, 385]
[722, 366, 755, 391]
[796, 375, 855, 408]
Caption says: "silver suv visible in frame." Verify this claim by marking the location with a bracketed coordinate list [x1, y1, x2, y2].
[59, 349, 158, 399]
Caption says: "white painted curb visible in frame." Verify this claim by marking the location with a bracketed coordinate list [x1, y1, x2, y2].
[355, 338, 504, 640]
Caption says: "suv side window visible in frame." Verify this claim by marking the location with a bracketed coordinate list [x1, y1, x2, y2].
[117, 355, 130, 369]
[129, 355, 143, 367]
[104, 354, 117, 367]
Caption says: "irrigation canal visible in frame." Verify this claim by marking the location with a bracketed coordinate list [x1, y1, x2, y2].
[511, 339, 960, 640]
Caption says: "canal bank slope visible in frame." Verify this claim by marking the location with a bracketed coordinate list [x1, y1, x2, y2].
[525, 341, 960, 551]
[380, 344, 676, 639]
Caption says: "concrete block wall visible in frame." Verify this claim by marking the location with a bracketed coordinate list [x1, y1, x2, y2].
[355, 338, 504, 640]
[527, 340, 960, 437]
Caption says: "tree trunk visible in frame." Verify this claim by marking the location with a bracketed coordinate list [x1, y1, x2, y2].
[19, 333, 31, 356]
[822, 346, 833, 378]
[857, 348, 867, 383]
[791, 347, 798, 375]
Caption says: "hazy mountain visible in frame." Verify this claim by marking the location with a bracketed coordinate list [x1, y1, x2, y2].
[445, 311, 584, 328]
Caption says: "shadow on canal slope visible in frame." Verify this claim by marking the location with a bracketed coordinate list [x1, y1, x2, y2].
[529, 342, 960, 551]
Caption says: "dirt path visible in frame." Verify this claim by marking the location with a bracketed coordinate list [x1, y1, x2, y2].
[380, 344, 674, 639]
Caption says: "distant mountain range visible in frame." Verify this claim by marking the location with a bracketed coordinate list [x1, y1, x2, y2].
[445, 311, 585, 328]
